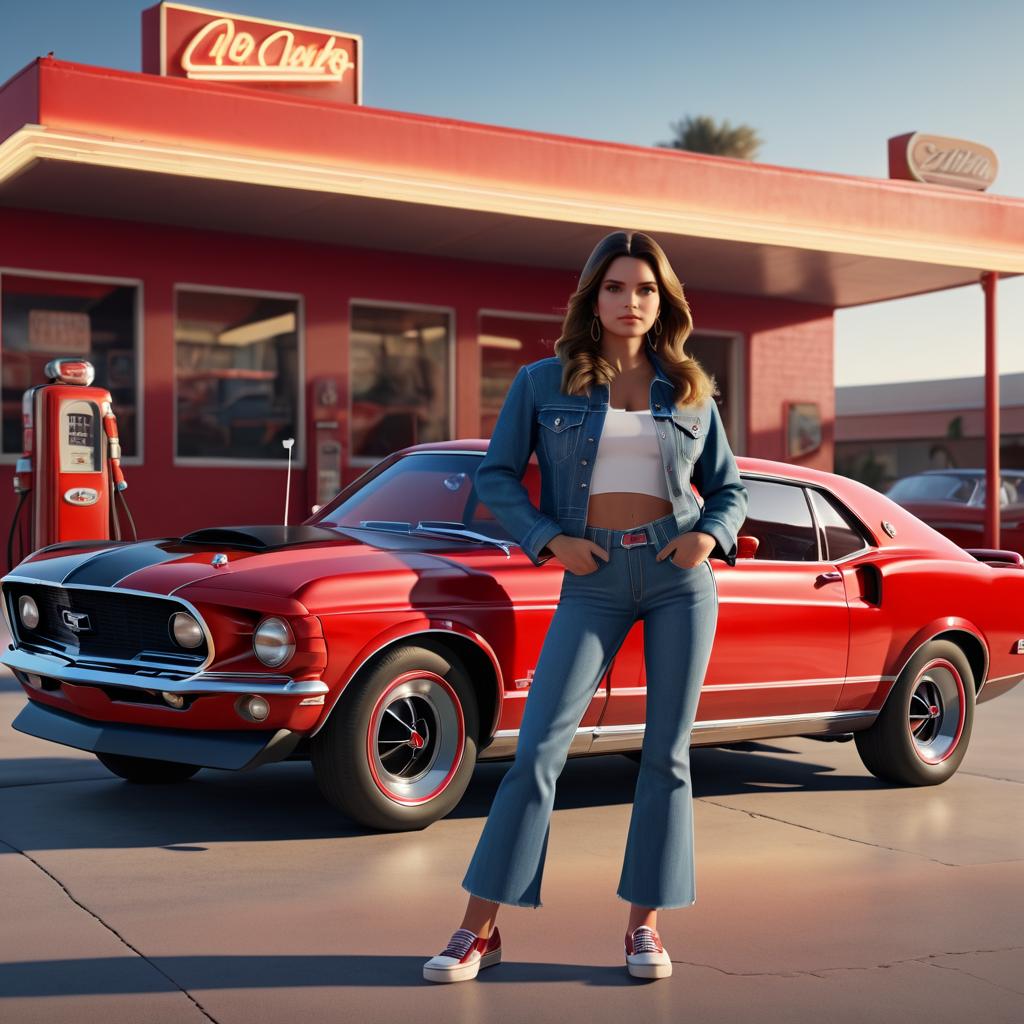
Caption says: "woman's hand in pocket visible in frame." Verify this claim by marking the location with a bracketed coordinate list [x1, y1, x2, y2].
[656, 530, 716, 569]
[548, 534, 609, 575]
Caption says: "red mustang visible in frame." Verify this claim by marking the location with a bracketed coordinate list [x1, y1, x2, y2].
[4, 441, 1022, 830]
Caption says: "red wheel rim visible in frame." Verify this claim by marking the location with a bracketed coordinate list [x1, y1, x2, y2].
[906, 657, 965, 764]
[366, 669, 466, 804]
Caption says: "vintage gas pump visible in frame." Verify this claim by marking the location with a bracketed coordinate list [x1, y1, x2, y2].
[309, 375, 344, 514]
[8, 358, 136, 569]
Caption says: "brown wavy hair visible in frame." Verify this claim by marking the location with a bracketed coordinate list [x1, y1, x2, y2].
[553, 230, 717, 409]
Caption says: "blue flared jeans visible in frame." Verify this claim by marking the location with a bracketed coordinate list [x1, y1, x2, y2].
[461, 511, 719, 910]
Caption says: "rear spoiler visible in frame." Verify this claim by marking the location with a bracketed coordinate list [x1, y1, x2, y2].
[964, 548, 1024, 568]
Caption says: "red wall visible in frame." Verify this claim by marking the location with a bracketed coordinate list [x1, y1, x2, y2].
[0, 206, 834, 545]
[700, 292, 835, 465]
[0, 206, 579, 540]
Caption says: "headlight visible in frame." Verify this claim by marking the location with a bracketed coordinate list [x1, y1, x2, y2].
[170, 611, 204, 649]
[253, 617, 295, 668]
[18, 595, 39, 630]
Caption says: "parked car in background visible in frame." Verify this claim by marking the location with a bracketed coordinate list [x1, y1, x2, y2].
[3, 446, 1023, 831]
[885, 469, 1024, 556]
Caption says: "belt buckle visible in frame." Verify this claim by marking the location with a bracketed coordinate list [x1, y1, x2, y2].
[621, 530, 648, 548]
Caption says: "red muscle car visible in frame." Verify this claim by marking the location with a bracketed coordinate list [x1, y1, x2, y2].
[4, 442, 1023, 830]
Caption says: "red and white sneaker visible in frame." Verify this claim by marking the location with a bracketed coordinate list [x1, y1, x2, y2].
[423, 925, 503, 983]
[625, 925, 672, 978]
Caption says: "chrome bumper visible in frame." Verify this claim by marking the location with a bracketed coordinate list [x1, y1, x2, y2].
[1, 646, 328, 697]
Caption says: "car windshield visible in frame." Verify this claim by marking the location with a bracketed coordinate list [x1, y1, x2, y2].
[306, 451, 538, 549]
[886, 474, 976, 503]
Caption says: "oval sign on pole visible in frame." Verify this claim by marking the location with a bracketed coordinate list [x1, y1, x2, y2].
[888, 132, 998, 191]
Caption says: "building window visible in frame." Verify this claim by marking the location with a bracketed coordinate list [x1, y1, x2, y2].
[350, 303, 452, 462]
[0, 273, 140, 458]
[175, 288, 301, 462]
[686, 332, 743, 452]
[478, 313, 561, 436]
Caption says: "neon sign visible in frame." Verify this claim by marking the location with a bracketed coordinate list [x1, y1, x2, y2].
[181, 17, 354, 82]
[142, 3, 362, 103]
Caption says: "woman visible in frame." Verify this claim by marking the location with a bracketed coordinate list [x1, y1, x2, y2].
[423, 230, 748, 983]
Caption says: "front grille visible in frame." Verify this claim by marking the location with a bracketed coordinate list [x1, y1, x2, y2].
[5, 582, 209, 667]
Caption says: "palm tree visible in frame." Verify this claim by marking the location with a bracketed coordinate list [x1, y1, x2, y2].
[656, 115, 762, 159]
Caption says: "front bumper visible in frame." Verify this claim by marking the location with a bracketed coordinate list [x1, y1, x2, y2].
[1, 646, 329, 697]
[12, 699, 301, 770]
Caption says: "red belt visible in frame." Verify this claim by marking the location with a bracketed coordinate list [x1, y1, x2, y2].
[620, 531, 649, 548]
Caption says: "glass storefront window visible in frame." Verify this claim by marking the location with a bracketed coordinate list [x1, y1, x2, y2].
[478, 313, 562, 437]
[0, 273, 139, 457]
[349, 303, 451, 462]
[175, 288, 300, 462]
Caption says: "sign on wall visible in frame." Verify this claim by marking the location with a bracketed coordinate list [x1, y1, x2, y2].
[141, 2, 362, 104]
[785, 401, 822, 459]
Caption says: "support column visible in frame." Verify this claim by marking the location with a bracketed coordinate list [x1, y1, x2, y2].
[981, 270, 999, 550]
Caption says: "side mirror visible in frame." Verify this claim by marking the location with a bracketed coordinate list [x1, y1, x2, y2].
[736, 535, 759, 559]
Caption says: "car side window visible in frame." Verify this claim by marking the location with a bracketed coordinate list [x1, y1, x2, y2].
[739, 478, 820, 562]
[807, 488, 868, 561]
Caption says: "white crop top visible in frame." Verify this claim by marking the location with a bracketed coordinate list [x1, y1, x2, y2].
[589, 407, 670, 500]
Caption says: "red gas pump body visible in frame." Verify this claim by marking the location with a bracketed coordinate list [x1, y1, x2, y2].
[11, 359, 130, 561]
[27, 383, 113, 547]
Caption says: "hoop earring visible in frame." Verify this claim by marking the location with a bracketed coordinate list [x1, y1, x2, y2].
[591, 316, 602, 342]
[646, 315, 663, 350]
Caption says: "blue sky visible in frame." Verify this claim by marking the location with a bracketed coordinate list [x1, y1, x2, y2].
[1, 0, 1021, 388]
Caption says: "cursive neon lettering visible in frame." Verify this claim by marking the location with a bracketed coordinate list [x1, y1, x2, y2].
[183, 17, 233, 68]
[228, 31, 255, 64]
[180, 17, 354, 82]
[257, 29, 292, 69]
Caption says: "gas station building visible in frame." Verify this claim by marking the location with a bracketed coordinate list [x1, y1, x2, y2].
[0, 3, 1022, 544]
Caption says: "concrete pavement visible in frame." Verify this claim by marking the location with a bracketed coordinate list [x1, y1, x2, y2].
[1, 666, 1021, 1023]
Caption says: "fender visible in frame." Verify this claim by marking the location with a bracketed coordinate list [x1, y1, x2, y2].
[883, 616, 989, 705]
[310, 615, 505, 738]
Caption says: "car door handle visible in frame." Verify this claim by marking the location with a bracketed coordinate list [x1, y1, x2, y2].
[817, 571, 842, 583]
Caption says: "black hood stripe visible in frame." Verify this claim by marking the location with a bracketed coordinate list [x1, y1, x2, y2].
[59, 542, 181, 587]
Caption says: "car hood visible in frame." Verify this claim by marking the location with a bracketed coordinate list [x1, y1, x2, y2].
[7, 525, 489, 610]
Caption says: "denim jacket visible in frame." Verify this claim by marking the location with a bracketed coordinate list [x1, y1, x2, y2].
[474, 346, 749, 567]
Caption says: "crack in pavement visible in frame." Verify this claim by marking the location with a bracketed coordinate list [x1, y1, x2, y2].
[667, 944, 1024, 983]
[0, 836, 219, 1022]
[0, 776, 110, 789]
[960, 771, 1024, 785]
[701, 797, 966, 866]
[927, 957, 1024, 998]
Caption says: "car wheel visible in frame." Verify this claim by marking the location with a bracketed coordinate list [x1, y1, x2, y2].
[310, 641, 480, 830]
[95, 752, 202, 783]
[854, 639, 975, 786]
